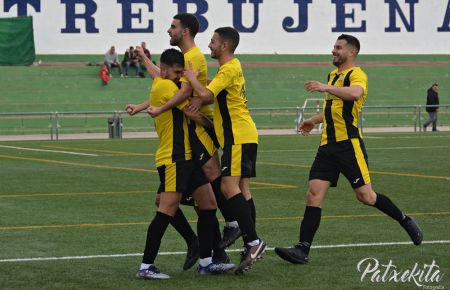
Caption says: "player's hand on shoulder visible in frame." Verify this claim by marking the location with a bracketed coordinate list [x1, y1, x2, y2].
[183, 61, 199, 82]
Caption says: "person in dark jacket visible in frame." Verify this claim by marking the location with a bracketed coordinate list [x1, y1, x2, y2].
[423, 83, 440, 131]
[122, 46, 141, 77]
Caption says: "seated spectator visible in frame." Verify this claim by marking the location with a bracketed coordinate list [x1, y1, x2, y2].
[104, 46, 123, 77]
[122, 46, 142, 78]
[99, 64, 110, 85]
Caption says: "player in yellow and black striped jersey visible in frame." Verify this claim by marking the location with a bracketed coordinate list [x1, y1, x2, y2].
[321, 66, 368, 145]
[274, 34, 423, 266]
[151, 76, 190, 168]
[184, 26, 266, 274]
[132, 49, 235, 279]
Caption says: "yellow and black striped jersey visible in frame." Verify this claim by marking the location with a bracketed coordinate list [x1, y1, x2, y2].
[321, 66, 368, 146]
[207, 58, 258, 147]
[150, 77, 191, 166]
[179, 46, 213, 119]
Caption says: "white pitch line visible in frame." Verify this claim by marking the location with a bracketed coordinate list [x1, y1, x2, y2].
[1, 240, 448, 263]
[0, 145, 99, 157]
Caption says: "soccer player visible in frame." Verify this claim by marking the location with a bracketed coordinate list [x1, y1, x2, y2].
[274, 34, 423, 264]
[135, 49, 234, 279]
[130, 13, 242, 250]
[183, 26, 266, 274]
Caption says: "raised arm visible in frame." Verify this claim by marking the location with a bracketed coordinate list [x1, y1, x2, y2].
[136, 46, 160, 79]
[305, 80, 363, 101]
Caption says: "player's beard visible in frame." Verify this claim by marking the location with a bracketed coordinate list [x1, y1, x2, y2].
[332, 54, 346, 67]
[210, 48, 219, 59]
[170, 35, 182, 46]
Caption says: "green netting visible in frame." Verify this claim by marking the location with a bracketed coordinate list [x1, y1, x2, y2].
[0, 16, 35, 66]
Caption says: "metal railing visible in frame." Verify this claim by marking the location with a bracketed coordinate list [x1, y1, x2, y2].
[0, 104, 448, 140]
[294, 104, 449, 133]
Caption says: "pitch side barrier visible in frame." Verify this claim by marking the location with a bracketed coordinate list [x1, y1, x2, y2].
[294, 103, 449, 134]
[0, 105, 448, 140]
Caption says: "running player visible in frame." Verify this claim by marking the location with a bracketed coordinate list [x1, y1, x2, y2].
[274, 34, 423, 265]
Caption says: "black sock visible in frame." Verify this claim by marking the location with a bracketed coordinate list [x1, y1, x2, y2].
[170, 208, 197, 246]
[211, 176, 234, 222]
[374, 193, 405, 223]
[299, 206, 322, 253]
[197, 209, 217, 259]
[211, 211, 222, 257]
[227, 193, 258, 243]
[142, 211, 172, 264]
[247, 198, 256, 225]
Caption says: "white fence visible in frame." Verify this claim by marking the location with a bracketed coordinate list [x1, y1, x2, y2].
[0, 105, 448, 140]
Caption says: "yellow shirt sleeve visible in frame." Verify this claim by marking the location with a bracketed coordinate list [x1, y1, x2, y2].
[206, 66, 232, 97]
[350, 69, 368, 95]
[151, 78, 187, 109]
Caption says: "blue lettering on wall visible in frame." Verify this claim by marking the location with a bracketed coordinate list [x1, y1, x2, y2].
[332, 0, 366, 32]
[438, 0, 450, 31]
[282, 0, 312, 32]
[229, 0, 262, 33]
[4, 0, 40, 16]
[61, 0, 99, 33]
[385, 0, 418, 32]
[117, 0, 153, 33]
[173, 0, 208, 32]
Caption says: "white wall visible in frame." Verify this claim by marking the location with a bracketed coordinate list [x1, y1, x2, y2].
[1, 0, 449, 54]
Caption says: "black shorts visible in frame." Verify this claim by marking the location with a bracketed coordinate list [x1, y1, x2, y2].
[309, 138, 371, 188]
[188, 122, 219, 167]
[157, 160, 209, 206]
[221, 143, 257, 177]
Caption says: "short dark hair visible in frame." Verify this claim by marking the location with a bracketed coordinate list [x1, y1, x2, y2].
[338, 34, 360, 53]
[173, 13, 199, 37]
[160, 48, 184, 67]
[215, 27, 240, 53]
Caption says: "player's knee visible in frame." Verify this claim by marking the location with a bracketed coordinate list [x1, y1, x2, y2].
[196, 199, 217, 210]
[241, 190, 252, 200]
[202, 161, 221, 181]
[306, 189, 323, 206]
[220, 183, 232, 198]
[158, 205, 177, 217]
[355, 191, 376, 205]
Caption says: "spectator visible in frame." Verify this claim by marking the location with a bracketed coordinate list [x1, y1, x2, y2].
[423, 83, 440, 132]
[99, 64, 110, 85]
[122, 46, 141, 77]
[104, 46, 123, 77]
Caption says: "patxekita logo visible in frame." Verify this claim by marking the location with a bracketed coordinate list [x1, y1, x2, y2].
[357, 258, 444, 288]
